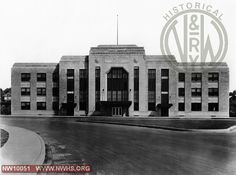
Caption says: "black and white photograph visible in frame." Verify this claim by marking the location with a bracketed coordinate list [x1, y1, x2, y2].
[0, 0, 236, 174]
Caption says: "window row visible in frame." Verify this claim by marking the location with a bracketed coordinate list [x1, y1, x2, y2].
[21, 102, 59, 110]
[178, 88, 219, 97]
[21, 87, 59, 96]
[178, 73, 219, 82]
[178, 103, 219, 111]
[21, 73, 47, 82]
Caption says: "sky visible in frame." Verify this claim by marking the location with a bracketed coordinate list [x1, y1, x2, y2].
[0, 0, 235, 91]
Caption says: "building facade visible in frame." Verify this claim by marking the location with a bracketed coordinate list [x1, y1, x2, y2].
[11, 45, 229, 117]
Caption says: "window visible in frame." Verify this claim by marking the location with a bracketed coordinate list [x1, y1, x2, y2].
[179, 73, 185, 82]
[178, 88, 185, 97]
[52, 102, 59, 111]
[52, 87, 59, 96]
[191, 88, 201, 97]
[37, 102, 46, 110]
[161, 69, 169, 92]
[208, 73, 219, 82]
[191, 103, 202, 111]
[53, 72, 59, 82]
[21, 88, 30, 96]
[134, 67, 139, 111]
[80, 69, 88, 110]
[178, 103, 185, 111]
[37, 88, 46, 96]
[21, 102, 30, 110]
[95, 67, 100, 111]
[67, 79, 74, 91]
[161, 69, 169, 77]
[191, 73, 202, 82]
[208, 103, 219, 111]
[21, 73, 30, 82]
[67, 69, 74, 77]
[134, 91, 139, 111]
[208, 88, 218, 96]
[148, 91, 156, 111]
[37, 73, 46, 82]
[148, 69, 156, 110]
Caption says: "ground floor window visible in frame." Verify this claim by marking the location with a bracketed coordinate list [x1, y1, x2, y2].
[52, 102, 59, 111]
[21, 102, 30, 110]
[191, 103, 202, 111]
[208, 103, 219, 111]
[37, 102, 46, 110]
[178, 103, 185, 111]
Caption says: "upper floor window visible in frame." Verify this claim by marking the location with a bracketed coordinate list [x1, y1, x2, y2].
[37, 88, 46, 96]
[53, 72, 59, 82]
[178, 88, 185, 97]
[21, 102, 30, 110]
[191, 73, 202, 82]
[178, 73, 185, 82]
[21, 73, 30, 82]
[208, 73, 219, 82]
[37, 102, 46, 110]
[161, 69, 169, 77]
[67, 69, 74, 77]
[191, 88, 202, 97]
[208, 88, 219, 96]
[21, 88, 30, 96]
[37, 73, 46, 82]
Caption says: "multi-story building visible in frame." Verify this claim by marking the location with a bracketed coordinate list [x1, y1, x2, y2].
[11, 45, 229, 117]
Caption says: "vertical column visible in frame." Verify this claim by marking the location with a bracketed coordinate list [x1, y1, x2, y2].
[88, 61, 95, 115]
[31, 72, 37, 112]
[219, 70, 229, 115]
[169, 68, 177, 116]
[74, 68, 80, 116]
[139, 65, 148, 112]
[202, 71, 208, 112]
[129, 66, 134, 116]
[46, 72, 53, 112]
[185, 72, 191, 113]
[59, 68, 67, 113]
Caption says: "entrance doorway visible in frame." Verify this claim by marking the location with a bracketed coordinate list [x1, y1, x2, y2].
[112, 107, 122, 116]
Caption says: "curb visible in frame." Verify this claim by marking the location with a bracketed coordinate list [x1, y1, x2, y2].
[76, 120, 192, 131]
[77, 121, 236, 133]
[0, 125, 45, 165]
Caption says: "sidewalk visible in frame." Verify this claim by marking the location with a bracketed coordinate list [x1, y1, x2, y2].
[0, 125, 45, 165]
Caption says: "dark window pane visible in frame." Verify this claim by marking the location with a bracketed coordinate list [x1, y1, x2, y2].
[191, 103, 202, 111]
[52, 87, 59, 96]
[161, 79, 169, 92]
[179, 73, 185, 82]
[191, 88, 202, 97]
[208, 73, 219, 82]
[37, 88, 46, 96]
[52, 102, 59, 111]
[21, 73, 30, 82]
[21, 102, 30, 110]
[191, 73, 202, 82]
[178, 88, 185, 97]
[208, 88, 219, 96]
[37, 102, 46, 110]
[67, 69, 74, 77]
[178, 103, 185, 111]
[37, 73, 46, 82]
[21, 88, 30, 96]
[161, 69, 169, 77]
[67, 79, 74, 91]
[208, 103, 219, 111]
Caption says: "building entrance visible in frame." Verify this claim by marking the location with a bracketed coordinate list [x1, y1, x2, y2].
[112, 107, 122, 116]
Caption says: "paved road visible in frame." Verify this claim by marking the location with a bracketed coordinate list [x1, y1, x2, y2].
[1, 117, 236, 175]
